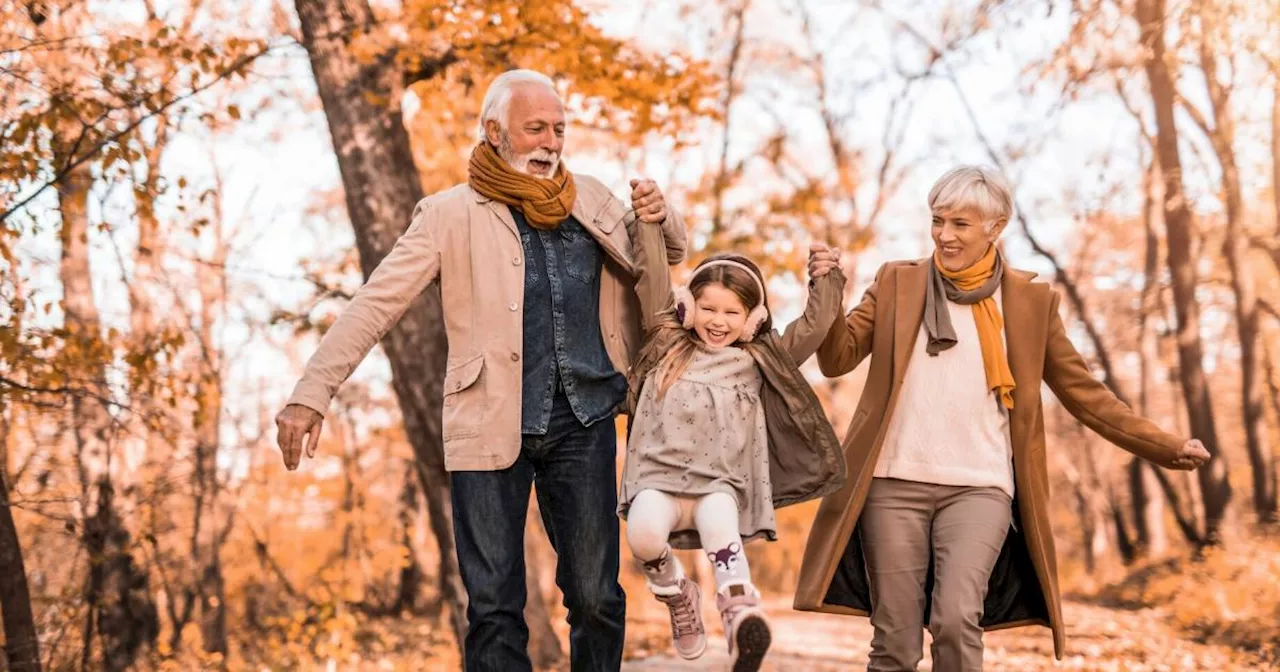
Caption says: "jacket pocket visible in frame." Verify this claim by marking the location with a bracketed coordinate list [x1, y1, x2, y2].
[560, 227, 600, 284]
[443, 353, 486, 440]
[592, 197, 628, 234]
[519, 231, 539, 284]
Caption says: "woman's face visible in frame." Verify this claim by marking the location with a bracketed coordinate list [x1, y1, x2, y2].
[931, 207, 1005, 272]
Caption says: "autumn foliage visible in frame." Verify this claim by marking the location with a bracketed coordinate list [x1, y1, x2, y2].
[2, 0, 1280, 670]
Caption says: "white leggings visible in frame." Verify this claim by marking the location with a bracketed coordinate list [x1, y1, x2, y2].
[626, 489, 750, 588]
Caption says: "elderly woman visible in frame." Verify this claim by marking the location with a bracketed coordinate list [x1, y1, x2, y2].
[792, 165, 1209, 671]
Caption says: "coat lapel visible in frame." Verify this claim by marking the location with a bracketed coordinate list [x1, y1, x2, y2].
[893, 261, 928, 381]
[1001, 270, 1031, 403]
[478, 193, 519, 238]
[1000, 268, 1043, 458]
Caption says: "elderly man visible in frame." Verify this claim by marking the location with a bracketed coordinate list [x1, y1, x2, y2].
[795, 165, 1209, 671]
[275, 69, 687, 671]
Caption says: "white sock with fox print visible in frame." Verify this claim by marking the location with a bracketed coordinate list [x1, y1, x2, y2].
[694, 492, 753, 592]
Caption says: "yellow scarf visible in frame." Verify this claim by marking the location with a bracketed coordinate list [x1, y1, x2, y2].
[932, 246, 1016, 409]
[467, 141, 576, 230]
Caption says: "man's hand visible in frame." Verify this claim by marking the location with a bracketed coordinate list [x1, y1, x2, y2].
[275, 404, 324, 471]
[808, 242, 842, 279]
[1169, 439, 1210, 470]
[630, 178, 667, 224]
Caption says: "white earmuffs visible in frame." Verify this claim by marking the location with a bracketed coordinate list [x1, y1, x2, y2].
[674, 259, 770, 342]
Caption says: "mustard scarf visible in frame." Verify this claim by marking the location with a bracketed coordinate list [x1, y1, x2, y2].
[925, 245, 1016, 409]
[467, 141, 576, 230]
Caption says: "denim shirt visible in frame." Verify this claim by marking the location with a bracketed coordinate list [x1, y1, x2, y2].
[512, 207, 628, 434]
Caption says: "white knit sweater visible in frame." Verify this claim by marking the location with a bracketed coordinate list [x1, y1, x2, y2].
[874, 289, 1015, 497]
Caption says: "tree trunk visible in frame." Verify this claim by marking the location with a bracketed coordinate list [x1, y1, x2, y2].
[1268, 75, 1280, 274]
[1063, 425, 1111, 573]
[1073, 485, 1098, 574]
[1191, 17, 1275, 523]
[0, 398, 42, 672]
[394, 463, 425, 614]
[1083, 433, 1126, 566]
[1132, 158, 1169, 555]
[1135, 0, 1231, 545]
[1264, 338, 1280, 438]
[293, 0, 465, 647]
[130, 115, 168, 343]
[192, 217, 228, 657]
[710, 0, 749, 235]
[84, 481, 160, 672]
[54, 113, 161, 669]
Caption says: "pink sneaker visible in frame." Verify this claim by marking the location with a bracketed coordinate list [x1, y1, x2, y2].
[717, 583, 771, 672]
[653, 577, 706, 659]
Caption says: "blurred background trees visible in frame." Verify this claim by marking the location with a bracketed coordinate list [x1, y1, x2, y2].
[1, 0, 1277, 669]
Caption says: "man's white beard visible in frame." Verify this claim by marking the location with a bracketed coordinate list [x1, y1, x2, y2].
[498, 132, 560, 178]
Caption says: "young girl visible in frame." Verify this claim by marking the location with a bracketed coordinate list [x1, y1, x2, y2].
[619, 217, 848, 671]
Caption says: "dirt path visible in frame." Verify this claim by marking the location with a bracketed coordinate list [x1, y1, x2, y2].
[622, 598, 1271, 671]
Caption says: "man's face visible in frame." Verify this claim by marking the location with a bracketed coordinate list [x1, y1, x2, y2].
[486, 84, 565, 178]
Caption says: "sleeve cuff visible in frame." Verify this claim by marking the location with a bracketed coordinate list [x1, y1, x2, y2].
[286, 383, 331, 417]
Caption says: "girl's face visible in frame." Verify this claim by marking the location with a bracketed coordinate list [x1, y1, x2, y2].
[692, 282, 750, 349]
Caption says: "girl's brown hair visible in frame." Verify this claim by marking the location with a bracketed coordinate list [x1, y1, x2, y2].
[655, 253, 772, 398]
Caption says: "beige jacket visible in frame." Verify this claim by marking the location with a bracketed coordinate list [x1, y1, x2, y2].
[287, 174, 688, 471]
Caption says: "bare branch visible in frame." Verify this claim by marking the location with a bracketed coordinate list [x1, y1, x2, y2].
[0, 376, 132, 412]
[1, 45, 272, 223]
[936, 65, 1131, 403]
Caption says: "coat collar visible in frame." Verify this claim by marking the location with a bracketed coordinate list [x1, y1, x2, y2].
[471, 175, 630, 268]
[891, 256, 1040, 389]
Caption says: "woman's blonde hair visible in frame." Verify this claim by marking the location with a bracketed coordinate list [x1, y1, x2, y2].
[653, 253, 771, 399]
[927, 165, 1014, 233]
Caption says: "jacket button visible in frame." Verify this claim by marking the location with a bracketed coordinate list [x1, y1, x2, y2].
[509, 302, 518, 311]
[510, 353, 520, 361]
[513, 257, 521, 265]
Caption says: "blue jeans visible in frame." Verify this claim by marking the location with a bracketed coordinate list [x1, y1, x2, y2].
[451, 397, 626, 672]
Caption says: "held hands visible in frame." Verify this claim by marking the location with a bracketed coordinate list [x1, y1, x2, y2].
[630, 178, 667, 224]
[808, 242, 842, 280]
[275, 404, 324, 471]
[1170, 439, 1211, 470]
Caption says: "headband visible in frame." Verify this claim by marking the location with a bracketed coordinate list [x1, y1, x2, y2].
[689, 259, 766, 310]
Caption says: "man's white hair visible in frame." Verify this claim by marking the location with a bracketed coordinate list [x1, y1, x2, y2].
[928, 165, 1014, 233]
[476, 69, 559, 143]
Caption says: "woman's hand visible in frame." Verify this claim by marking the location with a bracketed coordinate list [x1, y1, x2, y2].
[808, 243, 841, 279]
[1170, 439, 1210, 470]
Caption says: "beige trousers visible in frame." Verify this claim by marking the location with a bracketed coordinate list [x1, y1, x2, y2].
[859, 477, 1012, 672]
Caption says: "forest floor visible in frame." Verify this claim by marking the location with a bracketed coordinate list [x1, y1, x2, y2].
[620, 596, 1274, 671]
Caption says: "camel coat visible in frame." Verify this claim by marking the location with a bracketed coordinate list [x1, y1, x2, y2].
[792, 258, 1186, 660]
